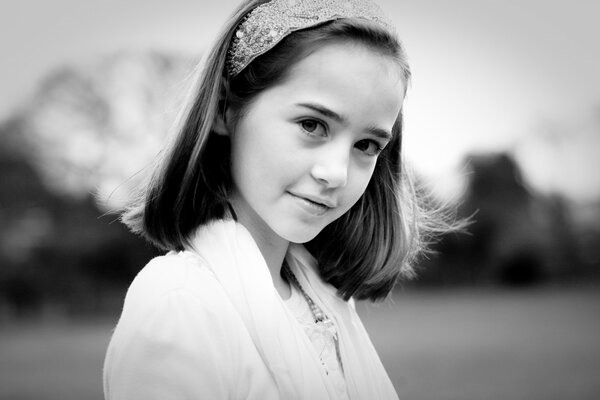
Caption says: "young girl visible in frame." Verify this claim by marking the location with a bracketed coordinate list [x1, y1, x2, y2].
[103, 0, 435, 398]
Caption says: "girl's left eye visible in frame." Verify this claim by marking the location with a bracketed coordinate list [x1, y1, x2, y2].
[299, 119, 326, 137]
[355, 139, 383, 156]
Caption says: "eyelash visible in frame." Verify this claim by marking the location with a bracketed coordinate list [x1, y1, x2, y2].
[356, 140, 384, 156]
[299, 118, 327, 137]
[297, 118, 385, 156]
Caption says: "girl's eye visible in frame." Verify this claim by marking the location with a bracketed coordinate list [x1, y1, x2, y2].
[299, 119, 326, 137]
[355, 139, 383, 156]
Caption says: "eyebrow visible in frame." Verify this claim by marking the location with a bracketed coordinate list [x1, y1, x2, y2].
[296, 102, 393, 140]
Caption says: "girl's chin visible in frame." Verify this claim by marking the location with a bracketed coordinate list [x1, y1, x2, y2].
[276, 225, 325, 244]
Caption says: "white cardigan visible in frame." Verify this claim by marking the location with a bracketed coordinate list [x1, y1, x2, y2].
[103, 219, 399, 399]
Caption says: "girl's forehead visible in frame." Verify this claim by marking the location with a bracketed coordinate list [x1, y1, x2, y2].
[290, 41, 402, 76]
[283, 42, 404, 91]
[252, 42, 405, 128]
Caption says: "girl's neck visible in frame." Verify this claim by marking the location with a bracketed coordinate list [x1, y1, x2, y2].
[250, 228, 291, 299]
[229, 201, 291, 299]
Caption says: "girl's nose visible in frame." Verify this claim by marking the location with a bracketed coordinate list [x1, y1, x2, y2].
[310, 145, 349, 188]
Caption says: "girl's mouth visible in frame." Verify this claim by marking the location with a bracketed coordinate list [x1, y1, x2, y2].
[288, 192, 332, 216]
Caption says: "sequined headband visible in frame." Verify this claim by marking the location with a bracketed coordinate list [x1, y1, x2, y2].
[226, 0, 394, 77]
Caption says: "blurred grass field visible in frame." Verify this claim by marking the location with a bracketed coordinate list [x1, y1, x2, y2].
[1, 287, 599, 400]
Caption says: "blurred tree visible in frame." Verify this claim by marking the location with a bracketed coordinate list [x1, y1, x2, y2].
[415, 153, 581, 287]
[0, 51, 193, 317]
[0, 131, 159, 317]
[17, 51, 194, 210]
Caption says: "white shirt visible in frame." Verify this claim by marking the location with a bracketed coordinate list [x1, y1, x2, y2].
[103, 219, 399, 399]
[285, 283, 349, 399]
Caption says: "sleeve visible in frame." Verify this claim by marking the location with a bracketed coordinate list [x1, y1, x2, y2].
[103, 271, 240, 399]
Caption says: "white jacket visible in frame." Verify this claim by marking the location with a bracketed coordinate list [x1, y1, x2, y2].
[103, 219, 399, 399]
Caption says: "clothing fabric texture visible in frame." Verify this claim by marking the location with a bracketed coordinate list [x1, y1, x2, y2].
[285, 282, 349, 399]
[103, 219, 399, 399]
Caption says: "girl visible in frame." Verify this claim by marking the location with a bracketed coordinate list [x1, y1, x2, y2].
[104, 0, 439, 398]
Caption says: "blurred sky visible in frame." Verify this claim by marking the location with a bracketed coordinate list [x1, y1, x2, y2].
[1, 0, 599, 202]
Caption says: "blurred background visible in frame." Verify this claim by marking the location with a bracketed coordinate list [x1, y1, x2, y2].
[1, 1, 599, 399]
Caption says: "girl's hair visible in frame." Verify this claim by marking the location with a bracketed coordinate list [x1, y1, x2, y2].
[123, 0, 445, 301]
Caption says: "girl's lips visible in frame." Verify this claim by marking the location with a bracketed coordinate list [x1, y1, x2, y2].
[288, 192, 332, 216]
[288, 191, 336, 208]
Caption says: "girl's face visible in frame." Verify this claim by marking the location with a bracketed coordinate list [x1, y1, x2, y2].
[227, 42, 405, 244]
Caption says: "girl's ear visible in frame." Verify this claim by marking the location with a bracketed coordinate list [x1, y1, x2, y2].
[213, 109, 231, 136]
[214, 78, 234, 136]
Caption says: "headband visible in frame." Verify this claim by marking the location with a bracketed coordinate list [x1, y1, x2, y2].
[226, 0, 394, 77]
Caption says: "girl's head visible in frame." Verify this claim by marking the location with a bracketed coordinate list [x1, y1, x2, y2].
[124, 0, 420, 300]
[226, 40, 405, 244]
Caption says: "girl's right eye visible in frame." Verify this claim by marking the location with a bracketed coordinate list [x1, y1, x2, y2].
[299, 119, 327, 137]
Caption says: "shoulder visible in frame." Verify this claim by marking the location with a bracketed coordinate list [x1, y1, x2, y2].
[135, 251, 211, 286]
[117, 251, 239, 330]
[107, 251, 249, 373]
[126, 251, 218, 302]
[105, 252, 274, 399]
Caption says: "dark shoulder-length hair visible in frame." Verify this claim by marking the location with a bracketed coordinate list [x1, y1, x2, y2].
[123, 0, 438, 301]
